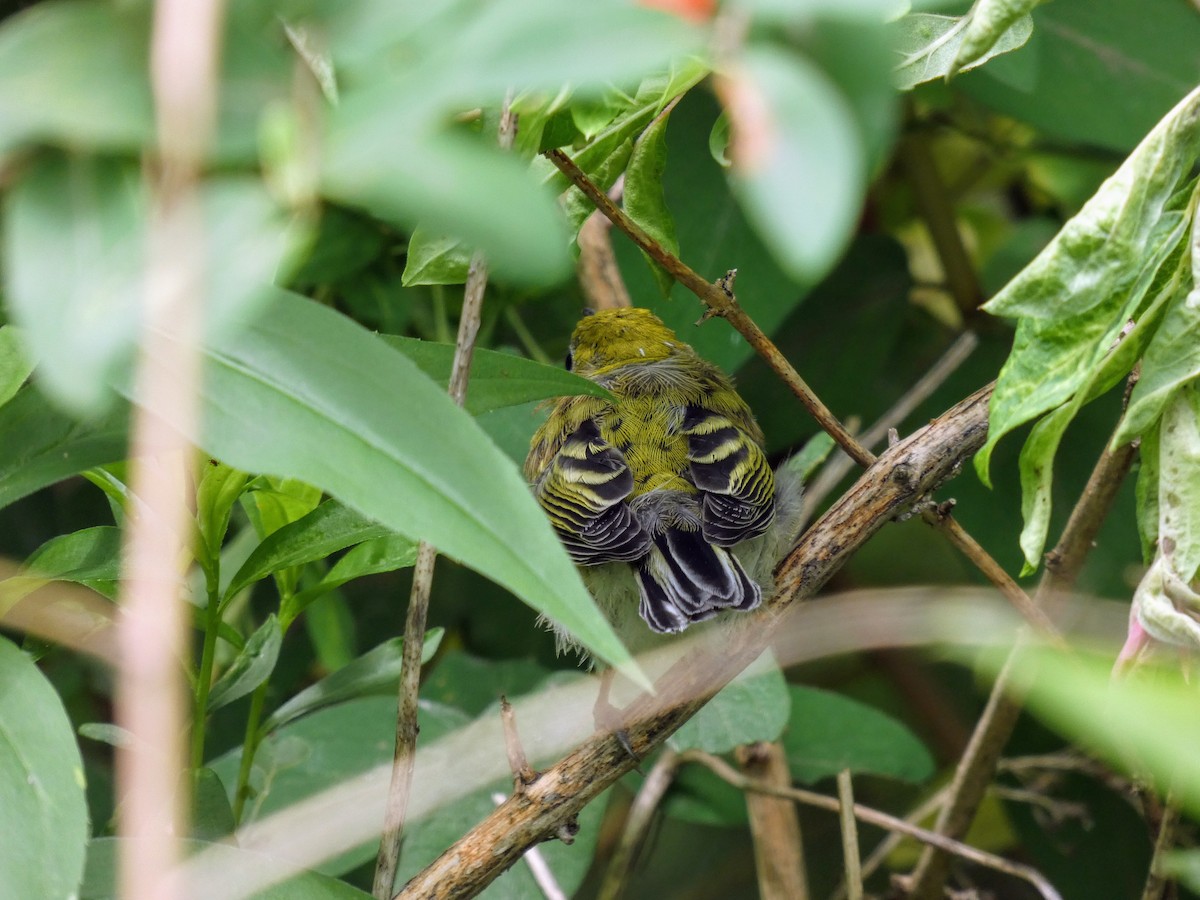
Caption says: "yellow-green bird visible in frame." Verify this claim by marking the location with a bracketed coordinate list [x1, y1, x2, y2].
[525, 307, 780, 644]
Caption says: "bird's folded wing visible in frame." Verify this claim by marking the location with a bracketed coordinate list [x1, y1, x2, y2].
[682, 405, 775, 546]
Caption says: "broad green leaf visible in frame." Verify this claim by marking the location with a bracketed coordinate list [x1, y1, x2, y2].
[0, 636, 89, 900]
[380, 335, 611, 414]
[625, 106, 680, 297]
[1012, 249, 1185, 570]
[81, 837, 374, 900]
[0, 1, 153, 154]
[963, 0, 1200, 154]
[323, 123, 570, 289]
[976, 85, 1200, 485]
[1136, 419, 1162, 564]
[1163, 850, 1200, 894]
[951, 0, 1044, 76]
[0, 386, 128, 511]
[782, 685, 934, 784]
[669, 651, 790, 754]
[206, 616, 283, 713]
[729, 47, 865, 283]
[226, 500, 392, 602]
[562, 138, 636, 240]
[787, 432, 837, 481]
[243, 479, 324, 540]
[892, 12, 1033, 90]
[263, 630, 444, 733]
[133, 289, 639, 679]
[211, 696, 469, 875]
[285, 534, 420, 623]
[0, 326, 32, 408]
[12, 526, 122, 601]
[3, 153, 303, 415]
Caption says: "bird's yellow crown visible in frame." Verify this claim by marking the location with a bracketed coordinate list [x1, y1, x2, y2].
[568, 308, 681, 376]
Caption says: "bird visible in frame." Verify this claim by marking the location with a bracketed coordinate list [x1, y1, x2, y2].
[525, 307, 794, 657]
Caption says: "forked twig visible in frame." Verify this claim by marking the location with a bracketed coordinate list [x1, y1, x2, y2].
[679, 751, 1062, 900]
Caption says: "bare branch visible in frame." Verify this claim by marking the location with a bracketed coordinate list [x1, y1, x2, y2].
[598, 748, 681, 900]
[836, 770, 863, 900]
[737, 742, 809, 900]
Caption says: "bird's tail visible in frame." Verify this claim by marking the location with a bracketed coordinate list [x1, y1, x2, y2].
[634, 527, 761, 634]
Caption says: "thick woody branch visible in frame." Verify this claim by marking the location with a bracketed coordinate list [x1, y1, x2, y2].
[395, 382, 995, 899]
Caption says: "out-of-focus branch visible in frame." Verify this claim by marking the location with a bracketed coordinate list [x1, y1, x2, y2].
[116, 1, 225, 898]
[598, 748, 681, 900]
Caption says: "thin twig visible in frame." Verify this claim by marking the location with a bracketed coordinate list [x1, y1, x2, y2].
[833, 787, 949, 900]
[736, 741, 809, 900]
[802, 330, 979, 519]
[500, 696, 536, 789]
[678, 751, 1062, 900]
[907, 393, 1140, 898]
[373, 95, 516, 900]
[598, 748, 681, 900]
[545, 148, 1053, 639]
[545, 147, 869, 468]
[837, 770, 863, 900]
[1141, 790, 1181, 900]
[116, 1, 224, 898]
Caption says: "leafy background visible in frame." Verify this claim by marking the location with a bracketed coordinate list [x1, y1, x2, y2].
[2, 0, 1200, 897]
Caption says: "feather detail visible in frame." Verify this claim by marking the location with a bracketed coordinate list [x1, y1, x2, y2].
[682, 405, 775, 546]
[532, 419, 650, 564]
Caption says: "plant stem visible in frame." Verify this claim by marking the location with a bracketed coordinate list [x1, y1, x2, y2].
[190, 561, 222, 770]
[232, 680, 270, 824]
[373, 95, 516, 900]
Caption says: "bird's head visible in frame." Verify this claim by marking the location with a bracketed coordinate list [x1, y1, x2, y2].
[566, 307, 681, 376]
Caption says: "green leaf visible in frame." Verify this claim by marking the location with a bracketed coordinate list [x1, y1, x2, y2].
[17, 525, 122, 600]
[951, 0, 1044, 76]
[81, 837, 375, 900]
[1117, 205, 1200, 443]
[962, 0, 1200, 154]
[1162, 850, 1200, 894]
[135, 289, 639, 680]
[286, 534, 420, 623]
[226, 500, 393, 602]
[781, 685, 934, 784]
[729, 47, 865, 283]
[976, 85, 1200, 485]
[625, 106, 680, 297]
[0, 1, 153, 154]
[3, 153, 303, 415]
[210, 696, 469, 875]
[262, 630, 444, 733]
[323, 125, 570, 289]
[1011, 249, 1185, 570]
[0, 636, 89, 900]
[892, 12, 1033, 90]
[400, 230, 474, 287]
[0, 326, 32, 409]
[380, 335, 611, 414]
[0, 387, 127, 509]
[1156, 384, 1200, 582]
[206, 616, 283, 713]
[196, 462, 250, 564]
[669, 651, 790, 754]
[192, 768, 237, 841]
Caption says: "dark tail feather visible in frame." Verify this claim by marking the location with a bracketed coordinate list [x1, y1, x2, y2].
[634, 528, 761, 634]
